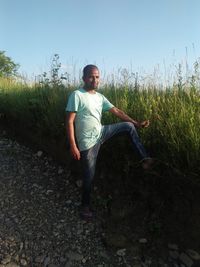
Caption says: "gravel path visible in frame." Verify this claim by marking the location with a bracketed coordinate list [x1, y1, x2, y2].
[2, 131, 199, 267]
[0, 132, 147, 267]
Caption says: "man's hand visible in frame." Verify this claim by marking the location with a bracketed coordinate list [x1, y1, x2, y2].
[109, 108, 150, 128]
[70, 145, 81, 160]
[135, 120, 150, 128]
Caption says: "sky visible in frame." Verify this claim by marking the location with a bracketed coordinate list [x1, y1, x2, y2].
[1, 0, 200, 81]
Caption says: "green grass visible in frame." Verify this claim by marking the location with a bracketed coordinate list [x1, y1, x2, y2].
[0, 67, 200, 175]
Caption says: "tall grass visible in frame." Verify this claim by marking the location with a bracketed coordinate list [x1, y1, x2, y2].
[0, 59, 200, 174]
[101, 83, 200, 170]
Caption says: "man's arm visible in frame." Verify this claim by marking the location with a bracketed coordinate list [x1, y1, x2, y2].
[66, 112, 81, 160]
[109, 107, 150, 128]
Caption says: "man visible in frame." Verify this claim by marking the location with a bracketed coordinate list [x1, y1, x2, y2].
[66, 65, 154, 220]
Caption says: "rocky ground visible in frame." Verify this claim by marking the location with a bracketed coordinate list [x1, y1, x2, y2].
[0, 129, 200, 267]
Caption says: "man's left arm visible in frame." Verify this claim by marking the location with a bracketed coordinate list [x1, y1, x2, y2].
[109, 107, 149, 128]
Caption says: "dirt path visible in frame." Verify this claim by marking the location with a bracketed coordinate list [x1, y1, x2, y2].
[0, 131, 143, 267]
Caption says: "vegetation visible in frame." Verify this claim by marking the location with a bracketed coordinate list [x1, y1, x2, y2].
[0, 51, 19, 77]
[0, 55, 200, 176]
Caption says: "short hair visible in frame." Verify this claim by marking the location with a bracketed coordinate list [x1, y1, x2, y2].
[83, 64, 99, 78]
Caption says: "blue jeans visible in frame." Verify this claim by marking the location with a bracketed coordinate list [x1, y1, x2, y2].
[80, 122, 149, 207]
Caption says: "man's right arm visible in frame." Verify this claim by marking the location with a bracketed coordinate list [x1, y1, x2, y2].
[66, 112, 81, 160]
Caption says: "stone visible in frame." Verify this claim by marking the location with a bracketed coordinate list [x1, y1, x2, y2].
[60, 257, 67, 263]
[168, 244, 179, 250]
[6, 263, 20, 267]
[116, 248, 126, 257]
[19, 242, 23, 251]
[82, 258, 87, 263]
[66, 251, 83, 261]
[186, 249, 200, 260]
[66, 199, 72, 205]
[180, 253, 193, 267]
[46, 190, 53, 195]
[35, 255, 46, 263]
[37, 151, 43, 157]
[20, 259, 28, 266]
[99, 251, 110, 260]
[77, 229, 83, 235]
[13, 255, 19, 262]
[44, 256, 51, 266]
[1, 256, 11, 265]
[76, 180, 82, 188]
[139, 238, 148, 244]
[58, 168, 63, 174]
[105, 233, 128, 248]
[169, 250, 179, 259]
[9, 236, 15, 242]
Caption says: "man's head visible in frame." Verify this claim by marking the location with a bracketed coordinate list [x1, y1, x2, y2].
[82, 64, 100, 90]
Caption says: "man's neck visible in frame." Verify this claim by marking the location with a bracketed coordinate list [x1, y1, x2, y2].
[83, 87, 96, 94]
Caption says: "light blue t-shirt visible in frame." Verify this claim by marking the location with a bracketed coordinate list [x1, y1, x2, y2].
[66, 88, 114, 151]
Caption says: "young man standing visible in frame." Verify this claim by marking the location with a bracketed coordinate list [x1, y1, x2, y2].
[66, 65, 154, 220]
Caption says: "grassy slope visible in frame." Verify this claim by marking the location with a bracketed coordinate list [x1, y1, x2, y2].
[0, 78, 199, 174]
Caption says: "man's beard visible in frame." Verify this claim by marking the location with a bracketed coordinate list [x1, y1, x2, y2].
[85, 83, 98, 90]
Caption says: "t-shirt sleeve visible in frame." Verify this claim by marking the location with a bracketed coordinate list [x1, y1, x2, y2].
[65, 91, 79, 112]
[102, 95, 114, 111]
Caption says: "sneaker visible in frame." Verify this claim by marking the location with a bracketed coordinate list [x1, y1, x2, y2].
[80, 206, 94, 221]
[141, 157, 155, 170]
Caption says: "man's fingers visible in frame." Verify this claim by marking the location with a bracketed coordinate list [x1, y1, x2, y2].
[74, 154, 79, 160]
[74, 151, 81, 160]
[73, 154, 80, 160]
[70, 148, 81, 160]
[141, 120, 150, 127]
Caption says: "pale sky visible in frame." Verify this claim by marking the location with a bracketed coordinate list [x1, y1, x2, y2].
[1, 0, 200, 80]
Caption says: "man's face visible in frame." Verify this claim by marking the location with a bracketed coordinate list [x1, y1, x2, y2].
[83, 68, 100, 90]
